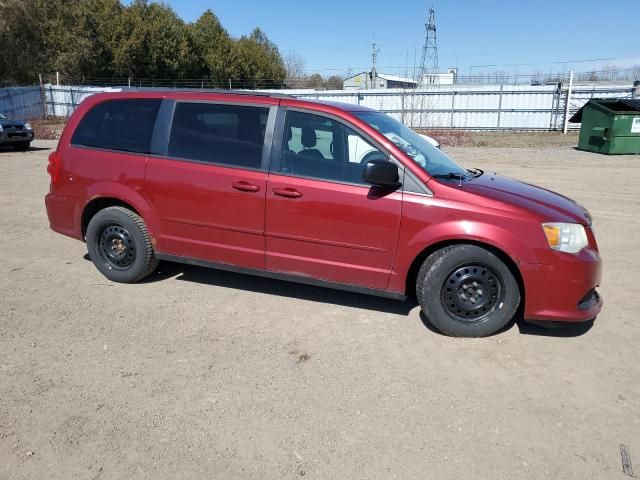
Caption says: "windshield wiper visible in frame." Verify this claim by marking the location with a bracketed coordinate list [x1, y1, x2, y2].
[467, 168, 484, 177]
[432, 172, 467, 180]
[433, 169, 483, 180]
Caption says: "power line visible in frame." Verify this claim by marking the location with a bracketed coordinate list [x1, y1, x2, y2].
[302, 55, 640, 74]
[53, 65, 639, 91]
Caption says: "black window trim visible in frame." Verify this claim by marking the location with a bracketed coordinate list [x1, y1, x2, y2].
[70, 97, 163, 155]
[69, 143, 155, 158]
[270, 106, 410, 190]
[150, 99, 175, 156]
[150, 100, 278, 173]
[403, 167, 433, 196]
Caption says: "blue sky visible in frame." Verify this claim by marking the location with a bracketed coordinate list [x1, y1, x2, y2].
[138, 0, 640, 77]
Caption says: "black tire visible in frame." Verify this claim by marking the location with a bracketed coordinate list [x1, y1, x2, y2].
[14, 142, 30, 151]
[86, 206, 158, 283]
[417, 245, 520, 337]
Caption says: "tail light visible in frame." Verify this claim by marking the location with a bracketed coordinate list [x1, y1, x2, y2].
[47, 150, 61, 183]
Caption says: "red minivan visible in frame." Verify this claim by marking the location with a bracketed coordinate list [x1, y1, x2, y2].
[45, 91, 602, 337]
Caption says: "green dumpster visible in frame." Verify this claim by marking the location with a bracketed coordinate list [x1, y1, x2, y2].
[570, 99, 640, 155]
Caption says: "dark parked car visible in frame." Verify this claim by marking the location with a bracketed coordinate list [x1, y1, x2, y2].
[0, 112, 34, 150]
[45, 91, 602, 337]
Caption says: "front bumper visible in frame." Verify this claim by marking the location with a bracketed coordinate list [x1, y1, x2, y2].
[521, 246, 603, 322]
[0, 129, 34, 145]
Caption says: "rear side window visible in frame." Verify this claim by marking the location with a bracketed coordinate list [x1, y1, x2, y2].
[168, 102, 269, 169]
[71, 99, 161, 154]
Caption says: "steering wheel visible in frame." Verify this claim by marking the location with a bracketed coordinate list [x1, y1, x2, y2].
[360, 151, 387, 164]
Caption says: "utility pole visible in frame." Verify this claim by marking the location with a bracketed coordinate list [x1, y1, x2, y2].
[419, 5, 439, 86]
[370, 39, 380, 90]
[563, 70, 574, 135]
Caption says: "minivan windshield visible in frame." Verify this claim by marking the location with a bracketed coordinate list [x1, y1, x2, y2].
[353, 111, 468, 178]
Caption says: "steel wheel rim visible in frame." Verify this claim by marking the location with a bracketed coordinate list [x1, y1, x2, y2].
[97, 223, 136, 269]
[440, 263, 504, 323]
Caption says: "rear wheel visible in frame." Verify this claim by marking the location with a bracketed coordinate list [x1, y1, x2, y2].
[417, 245, 520, 337]
[86, 206, 158, 283]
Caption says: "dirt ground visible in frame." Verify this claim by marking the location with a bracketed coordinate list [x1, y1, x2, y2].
[423, 130, 581, 149]
[463, 131, 581, 148]
[1, 138, 639, 480]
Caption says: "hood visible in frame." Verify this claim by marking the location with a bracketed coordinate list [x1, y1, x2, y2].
[0, 118, 26, 128]
[458, 173, 591, 225]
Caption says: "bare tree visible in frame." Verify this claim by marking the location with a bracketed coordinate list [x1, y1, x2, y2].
[600, 64, 619, 82]
[284, 51, 305, 88]
[491, 70, 509, 84]
[304, 73, 324, 90]
[324, 75, 343, 90]
[530, 70, 543, 85]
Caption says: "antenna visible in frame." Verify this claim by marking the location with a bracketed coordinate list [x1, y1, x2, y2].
[370, 38, 380, 89]
[419, 5, 439, 85]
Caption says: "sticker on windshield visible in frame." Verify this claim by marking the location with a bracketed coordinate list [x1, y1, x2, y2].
[632, 117, 640, 133]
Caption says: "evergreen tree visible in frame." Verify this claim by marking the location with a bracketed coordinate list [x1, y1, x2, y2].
[0, 0, 287, 88]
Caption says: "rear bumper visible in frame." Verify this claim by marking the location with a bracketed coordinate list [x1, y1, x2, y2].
[45, 193, 83, 240]
[521, 247, 603, 323]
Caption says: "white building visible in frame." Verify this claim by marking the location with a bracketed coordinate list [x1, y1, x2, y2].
[420, 69, 457, 86]
[343, 72, 419, 90]
[344, 69, 457, 90]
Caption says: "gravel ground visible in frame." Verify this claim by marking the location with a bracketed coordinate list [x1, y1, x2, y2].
[1, 139, 639, 480]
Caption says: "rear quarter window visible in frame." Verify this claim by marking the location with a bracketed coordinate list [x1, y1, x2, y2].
[71, 98, 162, 154]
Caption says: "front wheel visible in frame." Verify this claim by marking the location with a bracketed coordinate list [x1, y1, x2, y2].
[417, 245, 520, 337]
[86, 206, 158, 283]
[14, 141, 30, 151]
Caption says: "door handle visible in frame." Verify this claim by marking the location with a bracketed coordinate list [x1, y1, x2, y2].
[272, 187, 303, 199]
[231, 181, 261, 193]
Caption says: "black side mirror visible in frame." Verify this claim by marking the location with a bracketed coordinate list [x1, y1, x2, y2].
[363, 159, 401, 189]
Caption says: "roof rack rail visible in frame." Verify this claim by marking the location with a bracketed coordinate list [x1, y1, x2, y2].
[120, 87, 294, 98]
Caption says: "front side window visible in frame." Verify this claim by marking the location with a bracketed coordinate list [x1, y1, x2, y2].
[280, 110, 387, 185]
[71, 99, 161, 154]
[168, 102, 269, 169]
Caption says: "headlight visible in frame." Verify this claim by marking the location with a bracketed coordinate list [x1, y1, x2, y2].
[0, 125, 3, 132]
[24, 123, 32, 130]
[542, 223, 588, 254]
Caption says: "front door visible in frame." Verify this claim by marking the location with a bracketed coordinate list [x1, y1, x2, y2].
[265, 110, 402, 290]
[145, 101, 274, 269]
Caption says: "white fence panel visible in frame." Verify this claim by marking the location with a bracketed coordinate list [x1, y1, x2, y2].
[0, 83, 632, 131]
[294, 84, 632, 130]
[44, 84, 124, 117]
[0, 86, 44, 119]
